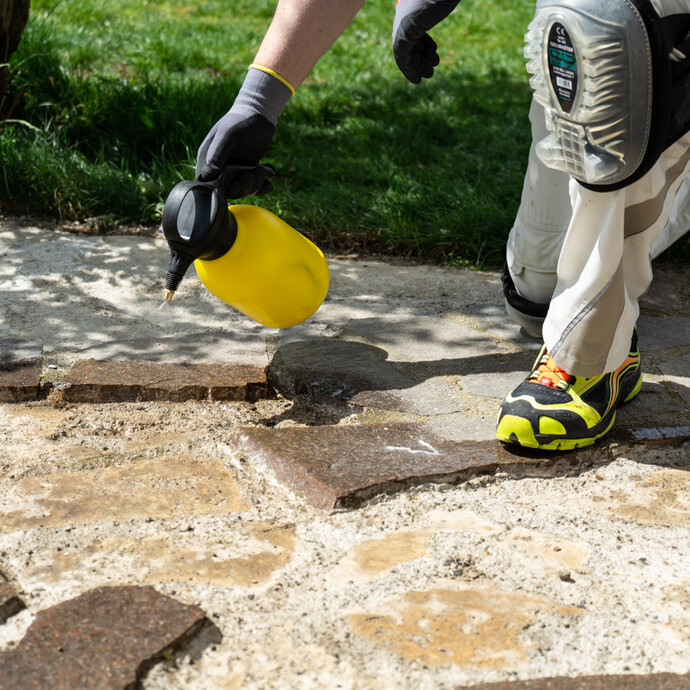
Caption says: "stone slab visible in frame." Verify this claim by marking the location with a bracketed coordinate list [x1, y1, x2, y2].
[639, 262, 688, 315]
[338, 315, 501, 363]
[0, 573, 25, 624]
[349, 585, 583, 671]
[473, 672, 690, 689]
[276, 328, 495, 417]
[637, 316, 690, 352]
[0, 457, 248, 532]
[27, 522, 295, 590]
[627, 425, 690, 445]
[0, 586, 212, 689]
[230, 423, 600, 510]
[75, 330, 269, 368]
[275, 331, 415, 402]
[660, 354, 690, 407]
[0, 340, 42, 402]
[58, 359, 268, 403]
[467, 303, 543, 351]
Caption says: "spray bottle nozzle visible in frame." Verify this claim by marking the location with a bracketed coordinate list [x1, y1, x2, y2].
[161, 176, 238, 299]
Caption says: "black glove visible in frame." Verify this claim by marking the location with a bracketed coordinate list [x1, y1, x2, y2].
[195, 66, 293, 198]
[392, 0, 461, 84]
[196, 112, 276, 197]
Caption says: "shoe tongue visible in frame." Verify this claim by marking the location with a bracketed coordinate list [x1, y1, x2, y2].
[531, 356, 572, 388]
[534, 370, 565, 388]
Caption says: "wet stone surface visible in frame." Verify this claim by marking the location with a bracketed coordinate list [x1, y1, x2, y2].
[0, 586, 213, 689]
[58, 359, 269, 403]
[1, 225, 690, 688]
[231, 423, 598, 510]
[0, 340, 43, 402]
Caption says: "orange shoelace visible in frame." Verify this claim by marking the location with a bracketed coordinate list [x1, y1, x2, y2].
[529, 351, 574, 390]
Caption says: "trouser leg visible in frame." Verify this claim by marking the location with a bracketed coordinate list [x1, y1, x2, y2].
[507, 99, 572, 302]
[544, 132, 690, 377]
[504, 99, 571, 336]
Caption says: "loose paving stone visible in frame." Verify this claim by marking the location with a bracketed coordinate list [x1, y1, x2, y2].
[230, 423, 599, 510]
[58, 359, 268, 403]
[0, 572, 25, 624]
[472, 672, 690, 689]
[0, 585, 213, 689]
[0, 457, 248, 532]
[0, 340, 42, 402]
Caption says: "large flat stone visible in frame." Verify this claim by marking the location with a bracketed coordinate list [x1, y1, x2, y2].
[473, 673, 690, 689]
[348, 585, 582, 670]
[27, 522, 295, 589]
[75, 330, 269, 368]
[0, 572, 25, 624]
[275, 331, 415, 402]
[660, 354, 690, 407]
[466, 303, 543, 351]
[638, 316, 690, 352]
[58, 359, 268, 403]
[627, 425, 690, 445]
[230, 424, 599, 510]
[0, 457, 247, 532]
[0, 586, 212, 689]
[0, 340, 42, 402]
[338, 315, 501, 363]
[640, 262, 688, 315]
[275, 327, 498, 417]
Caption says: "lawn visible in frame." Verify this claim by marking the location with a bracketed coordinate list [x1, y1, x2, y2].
[2, 0, 538, 267]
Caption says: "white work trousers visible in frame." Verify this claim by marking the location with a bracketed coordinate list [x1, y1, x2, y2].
[507, 97, 690, 378]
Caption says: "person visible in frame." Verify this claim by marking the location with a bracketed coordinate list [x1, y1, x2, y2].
[196, 0, 690, 451]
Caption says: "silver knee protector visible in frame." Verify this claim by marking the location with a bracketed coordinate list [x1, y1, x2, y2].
[526, 0, 690, 191]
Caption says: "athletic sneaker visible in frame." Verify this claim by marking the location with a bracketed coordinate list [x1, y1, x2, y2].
[496, 332, 642, 451]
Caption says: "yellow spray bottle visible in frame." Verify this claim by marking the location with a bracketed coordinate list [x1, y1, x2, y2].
[161, 172, 329, 329]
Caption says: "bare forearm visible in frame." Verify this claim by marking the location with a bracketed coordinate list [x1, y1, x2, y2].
[254, 0, 366, 88]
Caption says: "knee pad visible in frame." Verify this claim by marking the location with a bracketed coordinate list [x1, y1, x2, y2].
[526, 0, 690, 191]
[502, 264, 550, 339]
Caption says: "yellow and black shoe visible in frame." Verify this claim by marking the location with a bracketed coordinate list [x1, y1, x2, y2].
[496, 332, 642, 451]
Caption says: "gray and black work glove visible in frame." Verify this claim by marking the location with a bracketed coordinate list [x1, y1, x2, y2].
[196, 66, 293, 198]
[392, 0, 461, 84]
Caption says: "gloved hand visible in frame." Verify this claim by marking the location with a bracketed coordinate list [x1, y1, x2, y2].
[196, 112, 277, 197]
[196, 66, 294, 198]
[392, 0, 461, 84]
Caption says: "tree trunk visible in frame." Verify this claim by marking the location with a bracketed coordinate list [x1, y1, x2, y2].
[1, 0, 31, 117]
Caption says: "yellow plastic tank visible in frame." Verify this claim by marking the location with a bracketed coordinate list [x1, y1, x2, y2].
[194, 204, 330, 329]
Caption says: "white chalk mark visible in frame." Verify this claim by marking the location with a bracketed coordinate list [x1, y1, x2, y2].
[385, 440, 440, 456]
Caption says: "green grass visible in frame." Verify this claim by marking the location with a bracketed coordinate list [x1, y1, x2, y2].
[1, 0, 540, 266]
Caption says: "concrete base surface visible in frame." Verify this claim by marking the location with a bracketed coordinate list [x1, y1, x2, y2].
[0, 218, 689, 689]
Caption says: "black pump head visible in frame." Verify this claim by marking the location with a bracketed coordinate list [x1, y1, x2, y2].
[161, 178, 237, 298]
